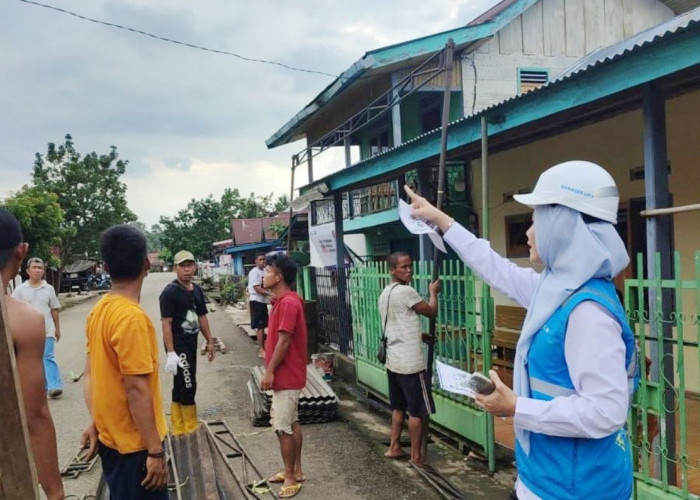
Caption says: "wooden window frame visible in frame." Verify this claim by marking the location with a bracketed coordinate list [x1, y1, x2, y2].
[505, 212, 533, 258]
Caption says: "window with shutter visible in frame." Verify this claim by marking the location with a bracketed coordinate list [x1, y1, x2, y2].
[517, 68, 549, 95]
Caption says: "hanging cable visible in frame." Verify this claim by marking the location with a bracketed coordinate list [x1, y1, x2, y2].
[17, 0, 344, 79]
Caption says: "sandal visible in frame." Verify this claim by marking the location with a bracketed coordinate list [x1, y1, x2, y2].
[279, 483, 302, 498]
[268, 472, 306, 483]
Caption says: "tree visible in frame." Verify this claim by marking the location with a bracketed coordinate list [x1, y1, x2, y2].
[1, 186, 72, 268]
[158, 188, 284, 262]
[32, 134, 136, 265]
[273, 194, 289, 214]
[128, 221, 162, 253]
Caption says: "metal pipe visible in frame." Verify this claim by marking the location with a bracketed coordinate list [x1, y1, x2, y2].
[427, 38, 455, 381]
[286, 156, 297, 255]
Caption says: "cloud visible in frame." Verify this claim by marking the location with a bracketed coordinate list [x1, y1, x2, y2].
[0, 0, 500, 227]
[127, 158, 290, 225]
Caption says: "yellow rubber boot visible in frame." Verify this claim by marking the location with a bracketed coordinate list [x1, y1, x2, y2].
[171, 402, 186, 436]
[181, 404, 199, 434]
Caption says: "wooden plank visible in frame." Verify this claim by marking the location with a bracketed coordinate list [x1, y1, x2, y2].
[584, 0, 605, 54]
[565, 0, 585, 57]
[494, 305, 527, 330]
[543, 0, 567, 56]
[522, 1, 544, 55]
[604, 0, 624, 46]
[498, 15, 523, 55]
[0, 277, 39, 499]
[622, 0, 638, 38]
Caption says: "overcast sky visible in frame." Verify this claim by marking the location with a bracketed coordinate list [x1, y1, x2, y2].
[1, 0, 500, 226]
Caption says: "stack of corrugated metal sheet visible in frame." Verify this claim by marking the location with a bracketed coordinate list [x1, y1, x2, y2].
[248, 364, 339, 427]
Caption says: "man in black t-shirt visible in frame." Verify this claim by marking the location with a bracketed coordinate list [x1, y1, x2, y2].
[159, 250, 215, 435]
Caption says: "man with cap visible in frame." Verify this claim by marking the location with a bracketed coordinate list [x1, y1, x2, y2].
[0, 209, 64, 499]
[159, 250, 215, 435]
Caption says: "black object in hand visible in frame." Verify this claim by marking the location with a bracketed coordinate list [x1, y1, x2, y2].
[470, 372, 496, 395]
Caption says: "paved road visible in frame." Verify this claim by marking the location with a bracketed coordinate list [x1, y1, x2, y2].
[47, 271, 510, 499]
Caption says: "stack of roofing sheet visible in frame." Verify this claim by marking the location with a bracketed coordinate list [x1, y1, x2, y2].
[249, 364, 339, 427]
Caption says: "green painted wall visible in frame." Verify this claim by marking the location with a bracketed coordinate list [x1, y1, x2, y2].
[400, 92, 464, 143]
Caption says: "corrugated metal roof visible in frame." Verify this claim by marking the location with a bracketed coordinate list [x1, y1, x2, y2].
[300, 7, 700, 194]
[62, 260, 96, 273]
[553, 6, 700, 83]
[231, 214, 289, 245]
[223, 241, 277, 255]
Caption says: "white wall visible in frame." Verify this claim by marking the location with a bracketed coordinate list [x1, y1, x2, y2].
[461, 0, 675, 116]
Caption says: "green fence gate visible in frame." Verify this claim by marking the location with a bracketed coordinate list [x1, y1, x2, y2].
[626, 251, 700, 499]
[350, 260, 497, 470]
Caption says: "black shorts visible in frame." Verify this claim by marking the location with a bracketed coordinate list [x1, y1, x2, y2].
[99, 441, 168, 500]
[387, 369, 435, 419]
[250, 301, 268, 330]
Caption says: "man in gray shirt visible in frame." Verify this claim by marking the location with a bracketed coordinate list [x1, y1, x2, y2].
[378, 251, 440, 465]
[13, 257, 63, 398]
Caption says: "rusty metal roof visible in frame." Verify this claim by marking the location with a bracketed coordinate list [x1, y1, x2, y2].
[231, 214, 289, 246]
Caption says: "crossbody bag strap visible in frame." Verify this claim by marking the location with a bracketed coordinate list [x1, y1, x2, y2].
[381, 283, 400, 339]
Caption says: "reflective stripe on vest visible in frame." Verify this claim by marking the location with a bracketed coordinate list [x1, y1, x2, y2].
[527, 282, 639, 403]
[530, 376, 575, 398]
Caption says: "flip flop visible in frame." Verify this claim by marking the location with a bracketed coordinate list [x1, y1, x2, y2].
[279, 483, 302, 499]
[384, 452, 409, 461]
[268, 472, 306, 483]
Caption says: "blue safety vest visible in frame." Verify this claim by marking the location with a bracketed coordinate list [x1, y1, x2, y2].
[516, 278, 639, 500]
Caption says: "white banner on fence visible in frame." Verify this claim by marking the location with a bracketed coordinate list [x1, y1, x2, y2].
[309, 224, 338, 267]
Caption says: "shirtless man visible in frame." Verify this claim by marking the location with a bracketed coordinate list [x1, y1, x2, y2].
[0, 209, 64, 499]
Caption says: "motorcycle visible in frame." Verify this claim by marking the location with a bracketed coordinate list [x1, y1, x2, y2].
[87, 273, 111, 291]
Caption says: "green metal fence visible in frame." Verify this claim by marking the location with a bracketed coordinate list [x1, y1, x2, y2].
[625, 251, 700, 499]
[349, 260, 497, 470]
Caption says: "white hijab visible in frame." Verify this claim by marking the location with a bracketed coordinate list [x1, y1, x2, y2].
[513, 204, 630, 454]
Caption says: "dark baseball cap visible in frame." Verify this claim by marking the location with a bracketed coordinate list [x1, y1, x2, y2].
[0, 209, 23, 250]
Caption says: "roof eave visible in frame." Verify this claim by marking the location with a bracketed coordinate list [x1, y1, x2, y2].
[265, 22, 513, 149]
[300, 15, 700, 194]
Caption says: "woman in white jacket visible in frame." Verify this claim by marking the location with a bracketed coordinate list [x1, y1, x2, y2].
[405, 161, 639, 500]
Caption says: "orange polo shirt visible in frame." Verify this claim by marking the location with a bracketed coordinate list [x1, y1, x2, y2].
[86, 294, 168, 453]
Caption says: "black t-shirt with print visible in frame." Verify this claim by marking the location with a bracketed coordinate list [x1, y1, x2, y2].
[159, 281, 208, 345]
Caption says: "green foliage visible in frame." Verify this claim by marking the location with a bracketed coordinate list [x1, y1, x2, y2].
[273, 194, 289, 214]
[268, 221, 288, 238]
[158, 247, 173, 265]
[1, 186, 72, 268]
[32, 134, 136, 264]
[129, 221, 163, 253]
[159, 188, 285, 262]
[218, 275, 246, 305]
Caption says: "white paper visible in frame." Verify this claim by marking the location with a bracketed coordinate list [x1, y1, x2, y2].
[398, 199, 447, 253]
[436, 360, 493, 399]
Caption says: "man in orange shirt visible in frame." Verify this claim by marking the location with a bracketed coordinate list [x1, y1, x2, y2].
[81, 225, 169, 499]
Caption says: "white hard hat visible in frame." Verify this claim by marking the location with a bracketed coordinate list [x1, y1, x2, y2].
[513, 161, 619, 223]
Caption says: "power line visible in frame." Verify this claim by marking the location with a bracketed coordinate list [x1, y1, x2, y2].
[18, 0, 343, 79]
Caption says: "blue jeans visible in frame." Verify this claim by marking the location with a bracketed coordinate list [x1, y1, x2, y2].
[43, 337, 63, 391]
